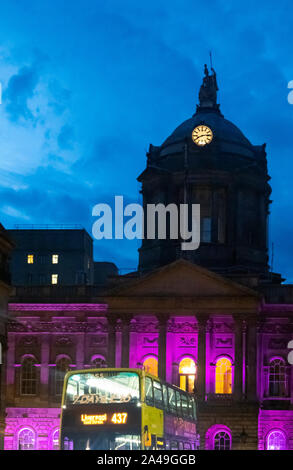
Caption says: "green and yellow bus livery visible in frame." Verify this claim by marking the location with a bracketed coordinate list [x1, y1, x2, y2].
[60, 368, 198, 450]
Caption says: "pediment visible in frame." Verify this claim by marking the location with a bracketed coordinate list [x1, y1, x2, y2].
[106, 260, 259, 299]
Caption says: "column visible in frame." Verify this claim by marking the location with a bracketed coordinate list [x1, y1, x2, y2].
[40, 334, 50, 400]
[107, 315, 117, 367]
[75, 332, 85, 369]
[246, 318, 257, 401]
[121, 315, 131, 368]
[197, 316, 207, 400]
[158, 315, 168, 381]
[234, 317, 243, 401]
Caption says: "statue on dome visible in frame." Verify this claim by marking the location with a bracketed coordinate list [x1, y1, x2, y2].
[198, 64, 219, 108]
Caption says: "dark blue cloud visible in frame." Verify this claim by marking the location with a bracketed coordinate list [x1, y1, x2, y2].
[0, 0, 292, 277]
[4, 65, 39, 122]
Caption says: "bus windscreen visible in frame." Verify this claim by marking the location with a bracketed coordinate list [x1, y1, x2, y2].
[65, 371, 140, 406]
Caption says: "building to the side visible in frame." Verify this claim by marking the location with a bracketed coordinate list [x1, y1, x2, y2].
[3, 67, 293, 450]
[0, 224, 14, 449]
[8, 227, 94, 286]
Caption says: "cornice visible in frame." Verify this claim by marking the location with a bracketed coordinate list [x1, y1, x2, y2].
[8, 303, 108, 312]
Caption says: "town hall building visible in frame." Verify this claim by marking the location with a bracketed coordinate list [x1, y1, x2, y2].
[3, 67, 293, 450]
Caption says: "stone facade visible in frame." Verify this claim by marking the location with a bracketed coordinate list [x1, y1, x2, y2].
[4, 261, 293, 450]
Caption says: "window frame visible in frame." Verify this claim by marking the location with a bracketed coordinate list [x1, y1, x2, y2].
[145, 377, 154, 406]
[20, 356, 38, 396]
[213, 430, 231, 451]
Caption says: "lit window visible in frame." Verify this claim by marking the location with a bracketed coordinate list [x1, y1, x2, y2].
[52, 254, 59, 264]
[179, 357, 196, 393]
[18, 428, 35, 450]
[51, 274, 58, 285]
[27, 254, 34, 264]
[215, 357, 232, 394]
[269, 358, 287, 397]
[266, 430, 286, 450]
[143, 357, 158, 377]
[214, 431, 231, 450]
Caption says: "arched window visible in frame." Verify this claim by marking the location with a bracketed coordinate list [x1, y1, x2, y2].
[143, 357, 158, 377]
[214, 431, 231, 450]
[215, 357, 232, 394]
[179, 358, 196, 393]
[18, 428, 35, 450]
[91, 356, 107, 368]
[52, 429, 60, 450]
[55, 357, 71, 396]
[20, 357, 37, 395]
[266, 430, 286, 450]
[269, 358, 287, 397]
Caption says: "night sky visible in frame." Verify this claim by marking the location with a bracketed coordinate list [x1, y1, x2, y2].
[0, 1, 292, 280]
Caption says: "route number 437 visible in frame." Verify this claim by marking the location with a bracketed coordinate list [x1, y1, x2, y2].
[111, 413, 128, 424]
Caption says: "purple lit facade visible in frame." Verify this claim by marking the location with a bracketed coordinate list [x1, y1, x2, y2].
[4, 263, 293, 450]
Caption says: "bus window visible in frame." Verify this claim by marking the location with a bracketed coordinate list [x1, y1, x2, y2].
[179, 441, 184, 450]
[162, 384, 168, 410]
[181, 394, 188, 417]
[145, 377, 153, 405]
[175, 390, 181, 416]
[171, 441, 179, 450]
[191, 397, 196, 420]
[153, 381, 163, 408]
[168, 387, 176, 413]
[187, 397, 194, 419]
[66, 371, 140, 405]
[165, 440, 170, 450]
[184, 442, 191, 450]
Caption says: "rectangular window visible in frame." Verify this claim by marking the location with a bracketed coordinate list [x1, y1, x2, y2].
[27, 254, 34, 264]
[181, 394, 188, 417]
[168, 386, 176, 413]
[153, 381, 163, 407]
[162, 384, 168, 410]
[145, 377, 153, 405]
[66, 371, 140, 405]
[51, 274, 58, 285]
[52, 254, 59, 264]
[171, 441, 179, 450]
[175, 390, 182, 416]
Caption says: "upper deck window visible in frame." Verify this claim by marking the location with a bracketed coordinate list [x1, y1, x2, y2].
[66, 371, 140, 406]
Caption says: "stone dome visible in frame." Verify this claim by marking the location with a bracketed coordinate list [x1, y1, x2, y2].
[161, 110, 255, 159]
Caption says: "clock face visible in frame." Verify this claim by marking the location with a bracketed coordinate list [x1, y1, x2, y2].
[192, 125, 213, 146]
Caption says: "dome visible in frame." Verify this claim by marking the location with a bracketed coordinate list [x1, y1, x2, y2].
[161, 110, 255, 159]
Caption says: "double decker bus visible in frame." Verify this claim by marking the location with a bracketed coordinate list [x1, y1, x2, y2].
[60, 368, 198, 450]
